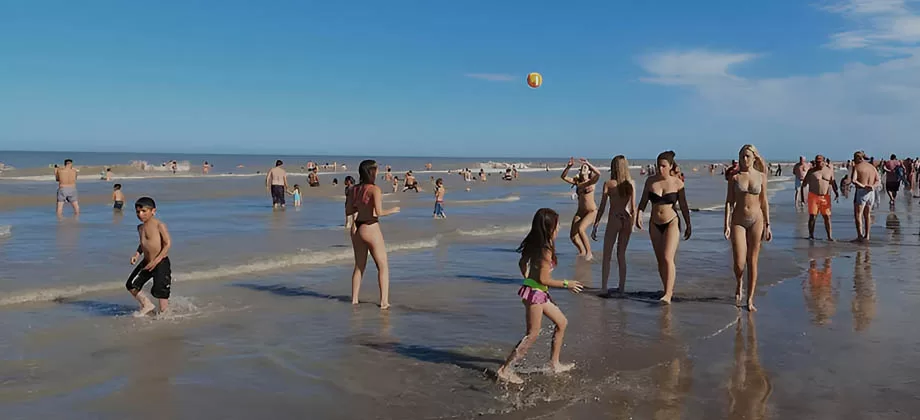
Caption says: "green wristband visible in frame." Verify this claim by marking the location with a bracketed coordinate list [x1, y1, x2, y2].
[563, 280, 569, 289]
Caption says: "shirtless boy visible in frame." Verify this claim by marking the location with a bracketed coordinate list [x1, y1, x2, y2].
[126, 197, 172, 316]
[851, 151, 880, 242]
[112, 184, 125, 210]
[800, 155, 839, 241]
[55, 159, 80, 216]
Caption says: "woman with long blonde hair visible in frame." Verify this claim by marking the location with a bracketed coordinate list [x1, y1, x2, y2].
[724, 145, 772, 312]
[592, 155, 636, 295]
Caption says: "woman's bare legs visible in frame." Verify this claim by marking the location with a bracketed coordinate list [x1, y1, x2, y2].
[651, 220, 680, 303]
[616, 220, 632, 293]
[359, 224, 391, 309]
[570, 214, 586, 255]
[577, 210, 597, 260]
[745, 219, 764, 312]
[497, 302, 543, 384]
[350, 229, 369, 305]
[730, 224, 747, 307]
[601, 218, 620, 293]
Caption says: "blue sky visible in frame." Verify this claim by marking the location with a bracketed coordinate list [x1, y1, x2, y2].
[2, 0, 920, 159]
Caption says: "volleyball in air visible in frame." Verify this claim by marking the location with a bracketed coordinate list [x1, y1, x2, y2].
[526, 72, 542, 88]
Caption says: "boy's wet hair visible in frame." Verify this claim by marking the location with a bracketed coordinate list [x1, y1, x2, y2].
[64, 159, 73, 165]
[276, 160, 283, 166]
[135, 197, 156, 209]
[114, 184, 122, 189]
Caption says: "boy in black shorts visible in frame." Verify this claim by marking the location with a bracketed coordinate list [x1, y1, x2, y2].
[126, 197, 172, 316]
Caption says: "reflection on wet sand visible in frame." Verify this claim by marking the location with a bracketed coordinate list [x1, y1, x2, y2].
[851, 250, 876, 332]
[95, 331, 184, 418]
[728, 312, 772, 420]
[885, 213, 901, 239]
[804, 257, 836, 326]
[652, 305, 692, 420]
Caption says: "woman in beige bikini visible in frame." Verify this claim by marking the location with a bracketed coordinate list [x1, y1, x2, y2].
[345, 160, 400, 309]
[724, 144, 771, 312]
[560, 158, 600, 260]
[592, 155, 636, 295]
[636, 151, 692, 304]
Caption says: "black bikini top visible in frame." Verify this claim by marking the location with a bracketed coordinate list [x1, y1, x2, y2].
[649, 191, 679, 205]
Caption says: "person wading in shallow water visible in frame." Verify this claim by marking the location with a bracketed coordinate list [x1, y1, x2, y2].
[800, 155, 838, 241]
[560, 157, 600, 260]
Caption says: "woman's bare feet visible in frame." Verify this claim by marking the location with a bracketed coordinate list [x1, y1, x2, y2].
[496, 366, 524, 384]
[379, 302, 390, 310]
[659, 294, 672, 304]
[735, 293, 743, 307]
[747, 300, 757, 312]
[550, 362, 576, 374]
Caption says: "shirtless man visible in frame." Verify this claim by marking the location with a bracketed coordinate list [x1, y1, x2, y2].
[792, 156, 811, 207]
[851, 151, 879, 242]
[55, 159, 80, 216]
[800, 155, 839, 240]
[265, 160, 289, 209]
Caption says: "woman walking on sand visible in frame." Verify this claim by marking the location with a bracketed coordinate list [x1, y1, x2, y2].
[592, 155, 637, 296]
[724, 145, 772, 312]
[560, 158, 600, 260]
[345, 160, 400, 309]
[636, 151, 692, 304]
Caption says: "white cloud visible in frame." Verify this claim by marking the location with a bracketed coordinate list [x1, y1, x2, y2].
[464, 73, 516, 82]
[638, 50, 759, 85]
[823, 0, 920, 49]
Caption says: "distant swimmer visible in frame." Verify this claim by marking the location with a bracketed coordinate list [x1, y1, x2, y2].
[112, 183, 125, 211]
[384, 167, 393, 182]
[479, 169, 488, 183]
[425, 162, 432, 171]
[592, 155, 636, 295]
[403, 171, 420, 192]
[560, 158, 600, 260]
[636, 151, 692, 304]
[496, 208, 583, 385]
[433, 178, 446, 219]
[391, 176, 399, 193]
[290, 184, 302, 207]
[345, 160, 400, 309]
[308, 168, 320, 187]
[202, 161, 211, 174]
[800, 155, 838, 241]
[126, 197, 172, 317]
[55, 159, 80, 216]
[724, 145, 771, 312]
[266, 160, 289, 209]
[792, 156, 811, 207]
[851, 151, 879, 243]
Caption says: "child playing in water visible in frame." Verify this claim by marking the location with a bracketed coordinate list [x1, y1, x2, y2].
[126, 197, 172, 317]
[433, 178, 446, 219]
[112, 184, 125, 210]
[290, 184, 302, 207]
[496, 208, 584, 384]
[344, 176, 356, 229]
[392, 176, 399, 193]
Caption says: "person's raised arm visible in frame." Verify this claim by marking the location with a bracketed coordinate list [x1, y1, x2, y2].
[581, 159, 601, 185]
[373, 186, 400, 217]
[677, 182, 692, 240]
[760, 172, 772, 241]
[560, 157, 576, 185]
[724, 175, 736, 240]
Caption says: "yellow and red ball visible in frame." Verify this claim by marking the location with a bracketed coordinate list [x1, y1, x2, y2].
[526, 72, 542, 88]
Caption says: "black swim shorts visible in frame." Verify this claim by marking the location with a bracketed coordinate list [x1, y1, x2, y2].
[126, 257, 172, 299]
[271, 185, 286, 205]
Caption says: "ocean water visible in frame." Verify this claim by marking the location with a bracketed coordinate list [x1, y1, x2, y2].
[1, 152, 919, 419]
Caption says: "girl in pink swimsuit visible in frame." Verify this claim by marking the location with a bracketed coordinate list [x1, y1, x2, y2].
[496, 208, 584, 385]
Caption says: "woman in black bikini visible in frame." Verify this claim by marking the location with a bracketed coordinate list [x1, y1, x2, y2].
[636, 151, 692, 303]
[560, 158, 601, 260]
[724, 145, 771, 312]
[345, 160, 401, 309]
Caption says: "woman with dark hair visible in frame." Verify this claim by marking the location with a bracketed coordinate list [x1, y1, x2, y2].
[345, 160, 400, 309]
[636, 151, 692, 304]
[560, 157, 601, 259]
[724, 145, 772, 312]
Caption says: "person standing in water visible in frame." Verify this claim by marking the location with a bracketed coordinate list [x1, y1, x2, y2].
[851, 151, 879, 243]
[636, 151, 692, 304]
[560, 158, 600, 260]
[265, 160, 289, 209]
[55, 159, 80, 216]
[792, 156, 811, 207]
[591, 155, 636, 296]
[433, 178, 446, 219]
[800, 155, 839, 241]
[724, 145, 772, 312]
[345, 160, 400, 309]
[496, 208, 583, 385]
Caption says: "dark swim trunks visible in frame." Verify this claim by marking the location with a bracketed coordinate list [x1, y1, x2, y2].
[271, 185, 286, 205]
[113, 201, 124, 210]
[126, 257, 172, 299]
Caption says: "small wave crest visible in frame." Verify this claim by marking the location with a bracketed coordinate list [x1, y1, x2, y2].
[452, 195, 520, 205]
[0, 237, 439, 307]
[455, 224, 530, 237]
[0, 225, 10, 238]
